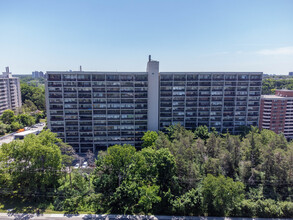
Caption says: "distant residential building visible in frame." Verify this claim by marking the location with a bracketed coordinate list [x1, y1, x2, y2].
[289, 72, 293, 76]
[0, 67, 22, 115]
[259, 89, 293, 139]
[32, 71, 44, 78]
[46, 56, 262, 153]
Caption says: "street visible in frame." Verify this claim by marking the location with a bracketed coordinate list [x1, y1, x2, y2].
[0, 123, 46, 146]
[0, 213, 292, 220]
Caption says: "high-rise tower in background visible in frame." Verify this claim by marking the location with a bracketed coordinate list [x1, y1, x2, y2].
[0, 67, 22, 115]
[32, 71, 44, 78]
[46, 57, 263, 153]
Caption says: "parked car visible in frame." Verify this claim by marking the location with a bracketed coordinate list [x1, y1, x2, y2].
[73, 163, 80, 169]
[82, 161, 88, 168]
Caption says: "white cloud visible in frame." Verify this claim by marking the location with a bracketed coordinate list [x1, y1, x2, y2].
[257, 46, 293, 55]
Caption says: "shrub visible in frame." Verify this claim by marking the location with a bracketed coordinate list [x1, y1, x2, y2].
[280, 201, 293, 218]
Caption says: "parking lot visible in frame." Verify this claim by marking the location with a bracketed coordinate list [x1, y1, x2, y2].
[0, 123, 46, 146]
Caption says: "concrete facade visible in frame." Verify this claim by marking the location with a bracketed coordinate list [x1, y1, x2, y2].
[46, 57, 263, 153]
[0, 67, 22, 115]
[147, 56, 159, 131]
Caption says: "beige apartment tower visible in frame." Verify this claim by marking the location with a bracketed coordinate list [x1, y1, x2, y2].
[0, 67, 22, 115]
[46, 57, 263, 153]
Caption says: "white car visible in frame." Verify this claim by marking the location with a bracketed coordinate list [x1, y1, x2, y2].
[81, 162, 88, 168]
[73, 163, 80, 169]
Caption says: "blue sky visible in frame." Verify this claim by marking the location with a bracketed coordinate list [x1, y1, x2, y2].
[0, 0, 292, 74]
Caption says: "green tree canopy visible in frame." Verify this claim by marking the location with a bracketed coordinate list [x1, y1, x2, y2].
[202, 174, 245, 216]
[0, 130, 62, 195]
[0, 109, 15, 124]
[141, 131, 158, 148]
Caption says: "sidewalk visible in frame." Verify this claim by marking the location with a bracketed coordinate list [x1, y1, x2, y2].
[0, 213, 292, 220]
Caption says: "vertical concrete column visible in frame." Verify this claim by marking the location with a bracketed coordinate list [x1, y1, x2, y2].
[44, 74, 51, 130]
[147, 56, 159, 131]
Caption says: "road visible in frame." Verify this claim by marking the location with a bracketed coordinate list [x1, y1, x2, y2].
[0, 123, 46, 146]
[0, 213, 292, 220]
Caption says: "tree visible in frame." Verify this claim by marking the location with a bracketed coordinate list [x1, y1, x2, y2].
[85, 150, 95, 167]
[54, 169, 91, 213]
[141, 131, 158, 148]
[0, 122, 7, 135]
[58, 142, 77, 167]
[0, 130, 63, 197]
[194, 125, 210, 141]
[92, 144, 177, 214]
[202, 174, 245, 216]
[34, 111, 45, 123]
[138, 185, 161, 214]
[16, 114, 36, 127]
[172, 188, 202, 216]
[10, 121, 22, 132]
[0, 109, 15, 124]
[21, 100, 38, 113]
[93, 144, 137, 195]
[21, 83, 46, 111]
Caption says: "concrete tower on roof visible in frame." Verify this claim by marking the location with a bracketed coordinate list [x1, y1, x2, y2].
[147, 55, 159, 131]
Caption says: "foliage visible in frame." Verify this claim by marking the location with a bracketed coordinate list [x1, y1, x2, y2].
[0, 110, 15, 124]
[172, 188, 202, 216]
[0, 104, 44, 136]
[86, 150, 95, 167]
[0, 109, 42, 134]
[138, 185, 161, 214]
[16, 113, 36, 127]
[141, 131, 158, 148]
[21, 100, 38, 114]
[0, 130, 62, 196]
[53, 169, 91, 213]
[10, 121, 22, 131]
[262, 78, 293, 94]
[21, 83, 45, 111]
[202, 174, 245, 216]
[194, 125, 210, 141]
[0, 122, 7, 135]
[1, 125, 293, 217]
[92, 144, 177, 214]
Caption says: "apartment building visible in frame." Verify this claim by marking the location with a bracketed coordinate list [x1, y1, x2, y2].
[46, 57, 263, 153]
[32, 71, 44, 78]
[0, 67, 22, 115]
[259, 89, 293, 139]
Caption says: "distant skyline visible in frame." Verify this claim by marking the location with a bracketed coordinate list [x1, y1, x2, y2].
[0, 0, 293, 75]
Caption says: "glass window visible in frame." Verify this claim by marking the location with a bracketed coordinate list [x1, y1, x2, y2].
[92, 74, 105, 81]
[63, 74, 76, 81]
[48, 74, 61, 81]
[77, 74, 91, 81]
